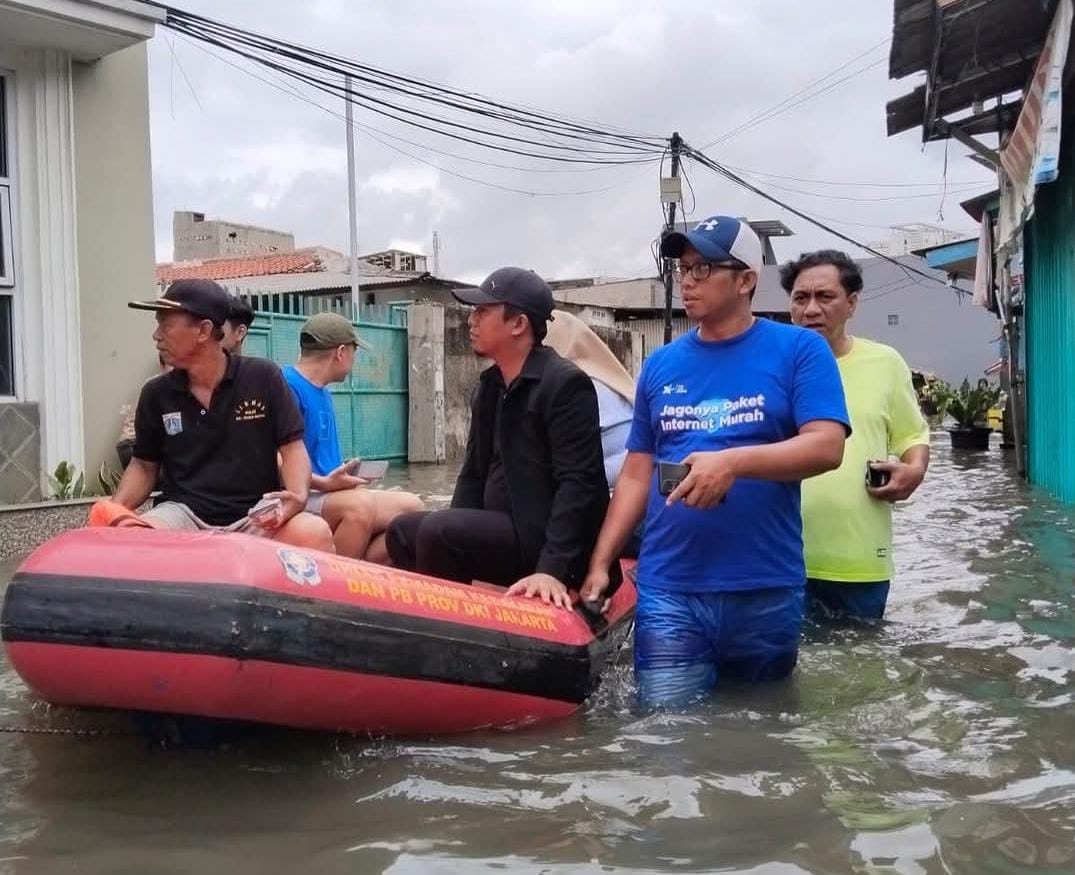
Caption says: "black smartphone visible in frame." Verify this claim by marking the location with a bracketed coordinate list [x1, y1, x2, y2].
[658, 461, 691, 496]
[866, 462, 890, 488]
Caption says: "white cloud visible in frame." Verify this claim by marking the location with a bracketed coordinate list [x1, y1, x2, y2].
[148, 0, 994, 276]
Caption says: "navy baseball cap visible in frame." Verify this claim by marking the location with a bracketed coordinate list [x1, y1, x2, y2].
[452, 267, 555, 323]
[660, 215, 763, 273]
[129, 279, 231, 326]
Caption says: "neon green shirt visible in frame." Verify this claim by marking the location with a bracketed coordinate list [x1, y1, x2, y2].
[801, 337, 929, 583]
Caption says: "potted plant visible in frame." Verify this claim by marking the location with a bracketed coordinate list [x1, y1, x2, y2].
[925, 378, 1001, 450]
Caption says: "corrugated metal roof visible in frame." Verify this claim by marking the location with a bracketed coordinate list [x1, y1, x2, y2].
[886, 0, 1056, 138]
[219, 271, 470, 297]
[219, 271, 417, 295]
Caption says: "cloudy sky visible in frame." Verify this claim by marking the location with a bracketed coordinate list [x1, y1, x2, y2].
[147, 0, 996, 283]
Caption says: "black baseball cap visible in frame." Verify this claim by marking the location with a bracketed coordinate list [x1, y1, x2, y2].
[452, 267, 555, 324]
[129, 279, 231, 326]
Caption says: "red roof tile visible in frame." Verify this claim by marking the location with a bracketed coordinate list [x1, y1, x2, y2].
[155, 248, 330, 284]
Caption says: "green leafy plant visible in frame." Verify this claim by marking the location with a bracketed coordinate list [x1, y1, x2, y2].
[925, 378, 1001, 429]
[98, 462, 123, 496]
[47, 461, 86, 500]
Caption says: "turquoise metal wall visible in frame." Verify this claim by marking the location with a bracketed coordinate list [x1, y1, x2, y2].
[1026, 142, 1075, 504]
[245, 309, 409, 460]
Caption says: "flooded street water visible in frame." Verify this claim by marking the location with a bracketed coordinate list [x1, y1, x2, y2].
[1, 433, 1073, 874]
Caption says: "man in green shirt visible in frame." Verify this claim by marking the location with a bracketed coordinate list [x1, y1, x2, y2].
[782, 250, 930, 621]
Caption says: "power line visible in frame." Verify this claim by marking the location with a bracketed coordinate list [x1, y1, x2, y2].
[169, 8, 664, 147]
[698, 38, 890, 149]
[726, 171, 986, 202]
[169, 32, 639, 197]
[157, 5, 668, 166]
[683, 143, 966, 293]
[719, 163, 991, 190]
[167, 23, 661, 167]
[165, 19, 658, 165]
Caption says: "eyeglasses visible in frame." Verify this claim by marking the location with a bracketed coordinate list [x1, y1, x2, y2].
[672, 260, 748, 282]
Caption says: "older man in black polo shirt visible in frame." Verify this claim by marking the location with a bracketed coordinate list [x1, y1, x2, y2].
[112, 279, 332, 550]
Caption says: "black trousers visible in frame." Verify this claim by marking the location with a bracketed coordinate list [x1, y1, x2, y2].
[386, 509, 527, 585]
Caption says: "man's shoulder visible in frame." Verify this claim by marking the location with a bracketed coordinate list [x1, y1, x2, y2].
[539, 346, 589, 381]
[852, 337, 911, 371]
[235, 355, 285, 381]
[523, 347, 591, 395]
[758, 318, 822, 350]
[280, 362, 305, 389]
[139, 369, 181, 403]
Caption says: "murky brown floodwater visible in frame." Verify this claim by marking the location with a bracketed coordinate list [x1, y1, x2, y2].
[2, 434, 1073, 874]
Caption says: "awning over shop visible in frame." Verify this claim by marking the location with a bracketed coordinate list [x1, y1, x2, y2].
[913, 237, 979, 281]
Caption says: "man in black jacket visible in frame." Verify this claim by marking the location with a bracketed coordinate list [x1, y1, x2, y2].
[386, 267, 612, 608]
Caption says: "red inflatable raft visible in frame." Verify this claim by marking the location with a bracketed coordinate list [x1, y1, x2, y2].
[1, 528, 635, 735]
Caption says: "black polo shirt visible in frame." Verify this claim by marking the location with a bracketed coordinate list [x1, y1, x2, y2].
[133, 354, 305, 525]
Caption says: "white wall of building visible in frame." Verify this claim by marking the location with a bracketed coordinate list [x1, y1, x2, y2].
[0, 0, 161, 496]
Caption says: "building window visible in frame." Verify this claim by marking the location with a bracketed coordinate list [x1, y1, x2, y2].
[0, 187, 12, 289]
[0, 72, 15, 396]
[887, 314, 899, 326]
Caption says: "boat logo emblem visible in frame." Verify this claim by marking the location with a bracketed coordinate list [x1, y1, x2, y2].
[278, 548, 321, 587]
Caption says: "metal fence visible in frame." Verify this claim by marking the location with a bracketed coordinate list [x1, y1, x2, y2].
[241, 291, 409, 327]
[244, 308, 409, 460]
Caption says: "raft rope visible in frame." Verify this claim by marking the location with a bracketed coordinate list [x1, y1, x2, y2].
[0, 724, 130, 738]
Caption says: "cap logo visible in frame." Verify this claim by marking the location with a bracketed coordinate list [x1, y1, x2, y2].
[489, 280, 496, 290]
[696, 218, 720, 232]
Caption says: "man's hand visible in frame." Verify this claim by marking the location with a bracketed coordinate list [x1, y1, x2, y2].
[505, 573, 572, 610]
[666, 451, 738, 509]
[323, 460, 369, 493]
[579, 567, 611, 614]
[866, 460, 926, 503]
[253, 490, 306, 531]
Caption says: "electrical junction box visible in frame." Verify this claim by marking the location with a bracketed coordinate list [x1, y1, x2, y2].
[660, 177, 682, 204]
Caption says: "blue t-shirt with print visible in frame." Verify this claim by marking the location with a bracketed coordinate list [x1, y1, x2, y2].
[626, 319, 850, 593]
[283, 365, 342, 477]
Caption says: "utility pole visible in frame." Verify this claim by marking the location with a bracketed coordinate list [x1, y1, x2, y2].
[661, 132, 683, 344]
[432, 230, 441, 277]
[345, 74, 361, 321]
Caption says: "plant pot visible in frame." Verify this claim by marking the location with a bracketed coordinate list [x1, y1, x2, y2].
[948, 426, 991, 451]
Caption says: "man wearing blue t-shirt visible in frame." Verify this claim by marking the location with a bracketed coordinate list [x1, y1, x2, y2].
[580, 215, 851, 707]
[284, 313, 423, 562]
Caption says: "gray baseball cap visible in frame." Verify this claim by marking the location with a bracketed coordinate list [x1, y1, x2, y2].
[299, 312, 371, 350]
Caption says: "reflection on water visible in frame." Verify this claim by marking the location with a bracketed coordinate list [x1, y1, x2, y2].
[2, 435, 1074, 874]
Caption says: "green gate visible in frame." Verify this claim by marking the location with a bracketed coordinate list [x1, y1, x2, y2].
[244, 308, 409, 461]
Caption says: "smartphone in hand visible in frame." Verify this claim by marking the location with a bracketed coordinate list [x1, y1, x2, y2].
[345, 459, 389, 482]
[865, 462, 891, 488]
[658, 461, 691, 497]
[247, 496, 282, 521]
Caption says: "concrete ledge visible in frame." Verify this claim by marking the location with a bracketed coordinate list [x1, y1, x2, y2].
[0, 498, 95, 562]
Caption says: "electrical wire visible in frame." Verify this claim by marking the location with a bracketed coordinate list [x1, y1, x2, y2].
[682, 143, 968, 293]
[156, 4, 668, 167]
[168, 32, 640, 197]
[718, 163, 991, 190]
[698, 39, 890, 149]
[165, 7, 664, 147]
[155, 2, 976, 276]
[726, 170, 986, 202]
[164, 18, 658, 166]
